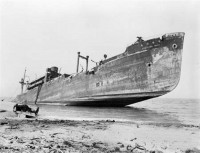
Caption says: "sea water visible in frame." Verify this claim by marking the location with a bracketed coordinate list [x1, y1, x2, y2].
[1, 98, 200, 126]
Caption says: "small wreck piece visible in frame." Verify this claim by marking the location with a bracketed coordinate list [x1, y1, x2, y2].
[13, 103, 39, 117]
[14, 32, 185, 107]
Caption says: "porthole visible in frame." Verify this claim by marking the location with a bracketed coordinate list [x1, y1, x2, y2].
[172, 43, 178, 49]
[147, 63, 152, 67]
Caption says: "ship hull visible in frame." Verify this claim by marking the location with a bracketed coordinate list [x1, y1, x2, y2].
[15, 32, 185, 107]
[19, 91, 166, 106]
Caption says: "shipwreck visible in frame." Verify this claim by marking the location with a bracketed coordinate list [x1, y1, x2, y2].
[14, 32, 185, 106]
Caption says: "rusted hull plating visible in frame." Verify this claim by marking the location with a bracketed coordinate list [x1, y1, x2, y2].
[15, 32, 185, 106]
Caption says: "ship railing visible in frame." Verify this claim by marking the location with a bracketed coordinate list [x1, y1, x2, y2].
[126, 33, 163, 47]
[136, 32, 183, 41]
[141, 33, 164, 41]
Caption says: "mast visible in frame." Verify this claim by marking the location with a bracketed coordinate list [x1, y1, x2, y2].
[19, 68, 26, 94]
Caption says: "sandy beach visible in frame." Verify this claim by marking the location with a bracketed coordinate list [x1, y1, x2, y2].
[0, 101, 200, 153]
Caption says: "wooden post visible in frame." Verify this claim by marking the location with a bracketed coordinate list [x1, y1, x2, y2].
[86, 56, 89, 73]
[76, 52, 80, 73]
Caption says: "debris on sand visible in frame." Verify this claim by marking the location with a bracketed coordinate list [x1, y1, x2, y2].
[0, 119, 199, 153]
[0, 110, 6, 113]
[185, 148, 200, 153]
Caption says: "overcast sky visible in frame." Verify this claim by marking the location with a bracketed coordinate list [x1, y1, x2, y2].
[0, 0, 199, 99]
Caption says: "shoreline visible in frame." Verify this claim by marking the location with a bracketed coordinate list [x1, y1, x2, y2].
[0, 100, 200, 153]
[0, 110, 200, 153]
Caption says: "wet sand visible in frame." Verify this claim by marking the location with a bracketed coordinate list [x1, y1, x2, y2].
[0, 101, 200, 153]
